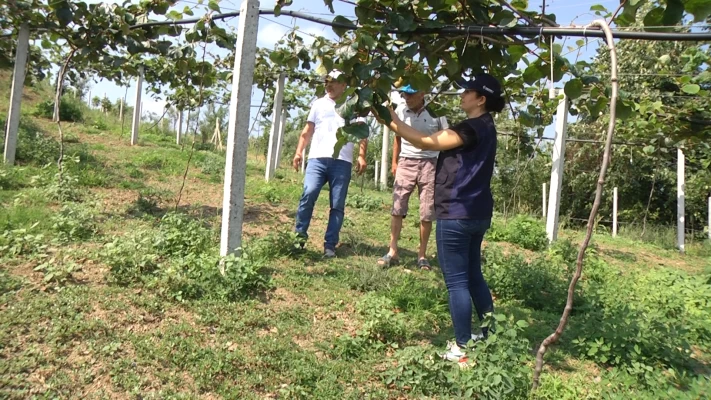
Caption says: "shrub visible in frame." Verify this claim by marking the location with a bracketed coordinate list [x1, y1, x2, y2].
[382, 314, 532, 399]
[51, 203, 98, 242]
[483, 244, 573, 312]
[486, 215, 548, 251]
[505, 215, 548, 251]
[346, 193, 383, 211]
[0, 226, 48, 260]
[159, 253, 271, 302]
[195, 152, 224, 176]
[34, 97, 84, 122]
[101, 213, 271, 302]
[333, 294, 409, 359]
[102, 233, 160, 286]
[153, 212, 214, 258]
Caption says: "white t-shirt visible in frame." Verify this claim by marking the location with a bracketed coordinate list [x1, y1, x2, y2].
[307, 96, 357, 163]
[396, 106, 448, 159]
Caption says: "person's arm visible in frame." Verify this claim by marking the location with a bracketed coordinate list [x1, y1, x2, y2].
[391, 135, 401, 175]
[356, 137, 368, 174]
[388, 118, 464, 151]
[293, 122, 315, 170]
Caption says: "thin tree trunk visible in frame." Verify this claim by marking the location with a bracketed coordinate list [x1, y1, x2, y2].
[54, 48, 78, 198]
[641, 172, 657, 237]
[532, 19, 619, 391]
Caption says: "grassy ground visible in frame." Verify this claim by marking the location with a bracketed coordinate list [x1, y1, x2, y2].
[1, 74, 710, 399]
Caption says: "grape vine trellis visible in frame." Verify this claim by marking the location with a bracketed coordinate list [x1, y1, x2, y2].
[3, 0, 711, 391]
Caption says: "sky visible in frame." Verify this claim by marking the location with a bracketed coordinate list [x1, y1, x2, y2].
[76, 0, 623, 136]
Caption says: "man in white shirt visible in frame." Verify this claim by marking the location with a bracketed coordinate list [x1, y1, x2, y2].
[292, 70, 368, 258]
[377, 85, 447, 269]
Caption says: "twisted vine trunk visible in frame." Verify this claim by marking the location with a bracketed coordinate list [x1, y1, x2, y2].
[532, 19, 619, 391]
[54, 48, 78, 198]
[175, 44, 208, 212]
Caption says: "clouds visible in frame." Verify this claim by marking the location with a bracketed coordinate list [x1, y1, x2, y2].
[257, 21, 334, 49]
[257, 22, 290, 48]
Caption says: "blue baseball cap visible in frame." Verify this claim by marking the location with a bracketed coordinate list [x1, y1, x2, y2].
[456, 73, 503, 98]
[397, 84, 419, 94]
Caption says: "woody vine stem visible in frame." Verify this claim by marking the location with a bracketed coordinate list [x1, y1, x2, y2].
[532, 18, 619, 390]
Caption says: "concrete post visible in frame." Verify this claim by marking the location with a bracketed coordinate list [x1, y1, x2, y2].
[380, 126, 389, 190]
[265, 73, 285, 181]
[176, 111, 183, 145]
[130, 68, 144, 146]
[678, 148, 685, 253]
[613, 187, 618, 237]
[220, 0, 260, 258]
[275, 108, 287, 169]
[3, 23, 30, 165]
[546, 93, 569, 243]
[375, 161, 379, 185]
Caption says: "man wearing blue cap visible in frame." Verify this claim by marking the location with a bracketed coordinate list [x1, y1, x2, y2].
[377, 84, 448, 269]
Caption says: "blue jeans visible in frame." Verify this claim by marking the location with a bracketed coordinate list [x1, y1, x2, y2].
[295, 158, 352, 250]
[436, 218, 494, 347]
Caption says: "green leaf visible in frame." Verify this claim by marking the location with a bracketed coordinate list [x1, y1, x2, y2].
[372, 103, 393, 125]
[507, 45, 527, 63]
[663, 0, 684, 25]
[564, 79, 584, 100]
[615, 101, 634, 120]
[166, 10, 183, 20]
[681, 84, 700, 94]
[332, 16, 353, 37]
[590, 4, 608, 12]
[516, 320, 529, 328]
[332, 128, 350, 158]
[410, 73, 432, 92]
[55, 6, 74, 27]
[342, 122, 369, 140]
[522, 65, 544, 85]
[336, 94, 358, 121]
[684, 0, 711, 22]
[643, 145, 655, 154]
[357, 87, 374, 110]
[208, 0, 221, 12]
[643, 7, 665, 30]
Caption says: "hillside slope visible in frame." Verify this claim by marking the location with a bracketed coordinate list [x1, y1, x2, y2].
[1, 75, 710, 399]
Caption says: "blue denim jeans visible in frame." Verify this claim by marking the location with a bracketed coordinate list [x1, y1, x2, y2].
[436, 218, 494, 347]
[294, 158, 352, 250]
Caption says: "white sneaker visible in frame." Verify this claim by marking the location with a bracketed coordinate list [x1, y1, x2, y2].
[324, 248, 336, 258]
[442, 341, 468, 363]
[471, 333, 485, 343]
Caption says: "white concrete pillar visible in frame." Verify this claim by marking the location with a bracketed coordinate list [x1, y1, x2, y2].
[176, 111, 183, 145]
[265, 73, 285, 181]
[380, 126, 389, 190]
[546, 93, 569, 243]
[375, 161, 379, 185]
[613, 187, 618, 237]
[130, 68, 144, 146]
[220, 0, 260, 258]
[3, 23, 30, 165]
[678, 148, 685, 253]
[275, 108, 287, 168]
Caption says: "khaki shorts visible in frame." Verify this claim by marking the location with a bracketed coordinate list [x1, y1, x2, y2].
[392, 157, 436, 221]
